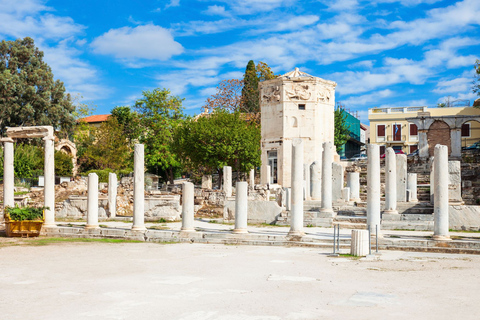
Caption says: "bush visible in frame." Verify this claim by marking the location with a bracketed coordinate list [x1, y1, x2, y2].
[85, 169, 114, 182]
[5, 206, 46, 221]
[55, 150, 73, 176]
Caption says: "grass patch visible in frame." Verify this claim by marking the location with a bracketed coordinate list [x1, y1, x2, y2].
[19, 237, 144, 246]
[14, 191, 29, 196]
[393, 229, 416, 231]
[306, 224, 314, 228]
[449, 229, 480, 233]
[149, 225, 170, 230]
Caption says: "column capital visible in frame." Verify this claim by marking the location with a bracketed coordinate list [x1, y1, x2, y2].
[0, 137, 14, 143]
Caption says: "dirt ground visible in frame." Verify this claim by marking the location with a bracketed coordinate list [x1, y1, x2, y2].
[0, 241, 479, 320]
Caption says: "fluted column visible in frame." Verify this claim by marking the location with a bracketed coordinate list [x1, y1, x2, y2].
[2, 138, 14, 220]
[86, 173, 99, 229]
[384, 148, 398, 214]
[433, 144, 450, 240]
[288, 138, 304, 236]
[233, 181, 248, 234]
[320, 141, 334, 215]
[367, 144, 381, 236]
[181, 182, 195, 232]
[108, 172, 117, 218]
[132, 144, 146, 231]
[43, 135, 56, 227]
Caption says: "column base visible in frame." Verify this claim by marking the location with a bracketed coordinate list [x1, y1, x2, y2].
[179, 229, 196, 237]
[383, 209, 398, 214]
[43, 223, 57, 228]
[432, 234, 452, 241]
[287, 230, 305, 237]
[131, 226, 146, 231]
[232, 228, 248, 234]
[84, 225, 99, 230]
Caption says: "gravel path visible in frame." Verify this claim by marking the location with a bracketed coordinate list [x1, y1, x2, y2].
[0, 241, 479, 319]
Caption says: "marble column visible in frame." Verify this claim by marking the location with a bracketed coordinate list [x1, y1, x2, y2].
[320, 141, 334, 216]
[249, 168, 255, 187]
[367, 144, 381, 236]
[384, 148, 398, 214]
[233, 181, 248, 234]
[181, 182, 195, 232]
[430, 157, 435, 204]
[350, 229, 369, 257]
[418, 129, 429, 159]
[289, 138, 304, 236]
[223, 166, 232, 197]
[266, 165, 271, 186]
[332, 163, 343, 201]
[407, 173, 418, 202]
[86, 173, 99, 229]
[347, 172, 360, 202]
[310, 161, 321, 200]
[396, 154, 407, 202]
[433, 144, 450, 240]
[450, 128, 462, 158]
[43, 135, 56, 227]
[2, 138, 14, 217]
[132, 144, 146, 231]
[285, 188, 291, 211]
[304, 163, 311, 200]
[108, 172, 117, 218]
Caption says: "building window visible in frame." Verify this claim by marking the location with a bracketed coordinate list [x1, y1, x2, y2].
[462, 123, 470, 137]
[380, 145, 386, 155]
[409, 145, 418, 153]
[409, 123, 418, 142]
[393, 124, 402, 141]
[377, 124, 385, 142]
[298, 104, 305, 110]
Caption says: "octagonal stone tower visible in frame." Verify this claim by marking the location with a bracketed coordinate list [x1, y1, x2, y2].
[259, 68, 336, 188]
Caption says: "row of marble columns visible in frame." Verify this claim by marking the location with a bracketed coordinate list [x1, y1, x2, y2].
[86, 144, 146, 231]
[366, 144, 450, 239]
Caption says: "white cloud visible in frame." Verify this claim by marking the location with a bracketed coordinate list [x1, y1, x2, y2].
[0, 0, 49, 14]
[271, 15, 319, 32]
[433, 77, 473, 94]
[40, 41, 108, 101]
[203, 5, 230, 17]
[349, 60, 375, 69]
[91, 24, 184, 61]
[165, 0, 180, 9]
[341, 89, 393, 106]
[218, 0, 296, 14]
[0, 12, 84, 40]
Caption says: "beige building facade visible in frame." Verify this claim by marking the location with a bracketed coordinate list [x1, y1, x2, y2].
[369, 106, 480, 157]
[260, 68, 336, 187]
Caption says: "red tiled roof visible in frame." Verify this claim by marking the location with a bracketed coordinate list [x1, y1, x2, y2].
[79, 114, 111, 123]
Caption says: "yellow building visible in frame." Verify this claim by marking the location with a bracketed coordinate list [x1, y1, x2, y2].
[368, 106, 480, 156]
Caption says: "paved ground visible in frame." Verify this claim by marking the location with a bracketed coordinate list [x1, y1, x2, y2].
[0, 241, 479, 320]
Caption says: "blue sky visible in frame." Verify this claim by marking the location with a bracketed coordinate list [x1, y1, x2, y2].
[1, 0, 479, 123]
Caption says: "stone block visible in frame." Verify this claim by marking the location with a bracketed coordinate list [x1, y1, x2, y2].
[224, 200, 282, 224]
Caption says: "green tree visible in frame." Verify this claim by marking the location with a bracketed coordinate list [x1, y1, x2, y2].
[255, 61, 277, 82]
[135, 88, 186, 183]
[111, 106, 141, 148]
[78, 117, 132, 172]
[0, 37, 75, 136]
[55, 150, 73, 177]
[174, 110, 261, 187]
[474, 59, 480, 99]
[241, 60, 259, 113]
[334, 106, 350, 149]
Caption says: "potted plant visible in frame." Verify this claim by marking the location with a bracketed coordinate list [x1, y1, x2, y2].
[4, 206, 48, 238]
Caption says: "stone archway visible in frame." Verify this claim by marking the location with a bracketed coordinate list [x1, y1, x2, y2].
[427, 120, 451, 156]
[55, 139, 78, 176]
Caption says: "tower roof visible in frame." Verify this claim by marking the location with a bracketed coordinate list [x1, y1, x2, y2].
[279, 67, 314, 79]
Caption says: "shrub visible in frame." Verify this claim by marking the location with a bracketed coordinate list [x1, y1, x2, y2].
[5, 206, 46, 221]
[55, 150, 73, 176]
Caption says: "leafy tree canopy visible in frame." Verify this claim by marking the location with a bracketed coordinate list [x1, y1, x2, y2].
[334, 106, 350, 149]
[134, 88, 186, 183]
[174, 110, 261, 186]
[0, 37, 75, 136]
